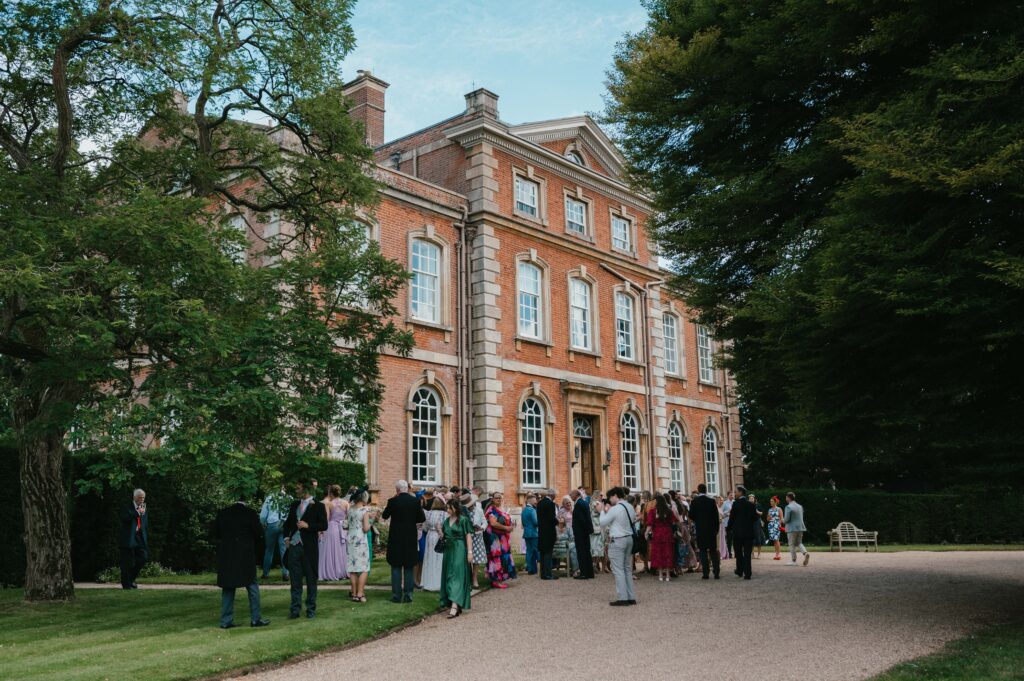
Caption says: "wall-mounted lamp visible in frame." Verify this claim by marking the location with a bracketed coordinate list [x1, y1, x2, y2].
[602, 447, 612, 471]
[571, 443, 580, 467]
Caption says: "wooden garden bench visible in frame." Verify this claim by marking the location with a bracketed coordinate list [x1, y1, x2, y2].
[827, 521, 879, 551]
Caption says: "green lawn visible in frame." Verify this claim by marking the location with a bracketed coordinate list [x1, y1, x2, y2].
[0, 587, 441, 681]
[799, 544, 1024, 553]
[871, 621, 1024, 680]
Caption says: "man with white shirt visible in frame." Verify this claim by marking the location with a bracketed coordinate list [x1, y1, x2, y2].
[599, 486, 636, 606]
[282, 481, 328, 619]
[118, 489, 149, 590]
[783, 492, 810, 566]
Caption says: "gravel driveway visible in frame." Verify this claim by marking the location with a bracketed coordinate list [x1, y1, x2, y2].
[229, 551, 1024, 681]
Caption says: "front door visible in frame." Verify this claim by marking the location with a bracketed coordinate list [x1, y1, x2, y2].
[573, 416, 598, 493]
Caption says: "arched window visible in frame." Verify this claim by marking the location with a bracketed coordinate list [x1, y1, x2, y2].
[668, 422, 684, 491]
[621, 412, 640, 491]
[411, 239, 441, 323]
[517, 261, 543, 339]
[411, 387, 441, 484]
[520, 397, 545, 487]
[703, 427, 719, 496]
[569, 277, 593, 351]
[565, 150, 585, 166]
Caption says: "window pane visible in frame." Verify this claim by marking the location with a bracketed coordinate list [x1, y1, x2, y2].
[668, 423, 684, 491]
[411, 240, 440, 322]
[515, 177, 538, 217]
[612, 216, 631, 252]
[520, 398, 545, 487]
[697, 324, 714, 383]
[565, 197, 586, 235]
[703, 427, 718, 496]
[518, 262, 542, 338]
[663, 314, 678, 375]
[616, 292, 634, 360]
[411, 388, 440, 483]
[570, 278, 591, 350]
[621, 413, 639, 491]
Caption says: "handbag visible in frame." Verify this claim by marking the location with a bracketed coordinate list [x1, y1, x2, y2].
[433, 519, 447, 553]
[622, 503, 641, 555]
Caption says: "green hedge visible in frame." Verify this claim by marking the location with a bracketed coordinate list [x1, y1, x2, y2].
[749, 489, 1024, 545]
[0, 450, 366, 587]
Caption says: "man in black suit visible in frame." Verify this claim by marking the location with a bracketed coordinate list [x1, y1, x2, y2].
[381, 479, 426, 603]
[118, 488, 149, 589]
[726, 485, 757, 580]
[282, 480, 328, 619]
[537, 488, 558, 580]
[571, 489, 594, 579]
[688, 483, 721, 580]
[213, 493, 270, 629]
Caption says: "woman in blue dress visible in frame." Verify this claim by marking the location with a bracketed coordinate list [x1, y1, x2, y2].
[767, 495, 783, 560]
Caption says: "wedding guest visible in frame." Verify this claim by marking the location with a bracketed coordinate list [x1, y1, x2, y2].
[556, 496, 577, 575]
[118, 489, 149, 590]
[716, 496, 730, 559]
[382, 479, 426, 603]
[599, 487, 636, 606]
[784, 492, 810, 566]
[521, 492, 539, 575]
[420, 497, 447, 591]
[439, 498, 474, 619]
[726, 485, 757, 580]
[590, 492, 607, 574]
[485, 492, 514, 589]
[259, 486, 290, 581]
[282, 480, 327, 618]
[318, 485, 348, 581]
[750, 494, 765, 559]
[537, 488, 558, 580]
[722, 490, 735, 559]
[464, 493, 487, 588]
[571, 489, 594, 579]
[345, 489, 372, 602]
[414, 487, 433, 588]
[767, 496, 784, 560]
[646, 494, 676, 582]
[689, 483, 720, 579]
[214, 493, 269, 629]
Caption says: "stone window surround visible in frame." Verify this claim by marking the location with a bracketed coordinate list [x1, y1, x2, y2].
[562, 140, 590, 169]
[617, 397, 649, 492]
[562, 186, 595, 242]
[566, 265, 601, 356]
[702, 424, 721, 496]
[609, 205, 638, 259]
[514, 249, 553, 346]
[695, 322, 717, 386]
[405, 371, 455, 486]
[666, 416, 687, 492]
[662, 301, 686, 379]
[517, 382, 557, 489]
[406, 225, 453, 331]
[612, 283, 644, 366]
[512, 164, 549, 227]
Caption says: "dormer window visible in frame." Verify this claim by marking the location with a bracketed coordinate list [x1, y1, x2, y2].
[565, 150, 585, 166]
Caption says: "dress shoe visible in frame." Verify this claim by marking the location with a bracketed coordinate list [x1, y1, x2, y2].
[251, 619, 270, 627]
[390, 596, 402, 603]
[130, 584, 139, 589]
[744, 576, 751, 580]
[609, 600, 630, 606]
[573, 575, 590, 580]
[219, 623, 237, 629]
[288, 612, 300, 619]
[402, 596, 413, 603]
[714, 574, 720, 579]
[306, 611, 316, 619]
[627, 600, 637, 605]
[701, 575, 709, 580]
[541, 576, 558, 581]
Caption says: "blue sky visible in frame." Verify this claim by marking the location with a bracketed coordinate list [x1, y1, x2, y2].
[339, 0, 649, 142]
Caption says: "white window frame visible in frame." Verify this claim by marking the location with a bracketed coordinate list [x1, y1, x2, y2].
[697, 324, 715, 384]
[564, 194, 588, 237]
[408, 230, 451, 327]
[621, 412, 640, 492]
[703, 427, 719, 496]
[663, 312, 681, 376]
[611, 214, 634, 255]
[569, 277, 593, 351]
[410, 387, 441, 485]
[225, 213, 249, 264]
[515, 176, 539, 218]
[615, 290, 637, 361]
[668, 422, 684, 491]
[517, 261, 543, 339]
[519, 397, 546, 488]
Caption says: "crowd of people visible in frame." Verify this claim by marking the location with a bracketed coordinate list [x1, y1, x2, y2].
[116, 479, 811, 628]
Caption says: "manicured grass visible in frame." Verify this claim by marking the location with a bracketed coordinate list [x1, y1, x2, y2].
[0, 587, 441, 681]
[870, 621, 1024, 680]
[800, 544, 1024, 553]
[136, 559, 396, 587]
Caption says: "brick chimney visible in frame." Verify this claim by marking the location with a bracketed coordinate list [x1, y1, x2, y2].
[343, 69, 389, 147]
[464, 88, 499, 120]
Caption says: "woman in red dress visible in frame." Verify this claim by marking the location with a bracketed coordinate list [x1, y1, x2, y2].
[645, 494, 677, 582]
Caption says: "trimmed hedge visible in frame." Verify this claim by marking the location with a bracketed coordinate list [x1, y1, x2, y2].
[0, 449, 366, 587]
[749, 489, 1024, 545]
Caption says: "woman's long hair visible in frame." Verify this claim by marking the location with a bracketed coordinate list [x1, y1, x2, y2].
[655, 494, 672, 522]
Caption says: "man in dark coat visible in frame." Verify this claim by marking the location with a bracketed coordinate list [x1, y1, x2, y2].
[381, 479, 426, 603]
[536, 488, 559, 580]
[571, 489, 594, 579]
[688, 483, 721, 580]
[282, 480, 328, 619]
[213, 494, 270, 629]
[726, 485, 758, 580]
[117, 488, 149, 590]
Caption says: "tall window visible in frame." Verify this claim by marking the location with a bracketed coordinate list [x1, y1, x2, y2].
[226, 214, 248, 264]
[411, 239, 440, 323]
[612, 216, 632, 252]
[565, 196, 587, 236]
[668, 422, 684, 491]
[411, 387, 440, 484]
[703, 427, 718, 495]
[520, 398, 545, 487]
[621, 412, 639, 491]
[517, 262, 542, 339]
[697, 324, 715, 383]
[515, 176, 539, 217]
[569, 278, 592, 351]
[663, 313, 680, 375]
[615, 292, 635, 361]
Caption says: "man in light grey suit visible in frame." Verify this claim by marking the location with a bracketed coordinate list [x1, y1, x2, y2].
[783, 492, 809, 566]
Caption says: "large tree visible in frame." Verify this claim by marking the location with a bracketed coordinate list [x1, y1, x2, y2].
[0, 0, 411, 600]
[607, 0, 1024, 489]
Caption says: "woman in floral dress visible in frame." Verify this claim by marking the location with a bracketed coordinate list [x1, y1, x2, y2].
[767, 495, 784, 560]
[485, 492, 514, 589]
[590, 493, 607, 574]
[345, 490, 372, 602]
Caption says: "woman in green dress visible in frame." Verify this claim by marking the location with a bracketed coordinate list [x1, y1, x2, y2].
[439, 498, 473, 618]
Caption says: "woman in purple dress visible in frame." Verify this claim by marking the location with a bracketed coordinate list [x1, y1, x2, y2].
[318, 484, 349, 581]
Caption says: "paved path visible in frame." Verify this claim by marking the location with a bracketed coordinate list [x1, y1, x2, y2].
[231, 552, 1024, 681]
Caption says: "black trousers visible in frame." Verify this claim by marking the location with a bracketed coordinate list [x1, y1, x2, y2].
[540, 549, 553, 578]
[119, 546, 147, 587]
[574, 534, 594, 577]
[696, 537, 720, 577]
[287, 544, 318, 615]
[733, 535, 754, 578]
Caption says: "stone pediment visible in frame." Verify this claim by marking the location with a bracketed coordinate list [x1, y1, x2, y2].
[509, 116, 626, 180]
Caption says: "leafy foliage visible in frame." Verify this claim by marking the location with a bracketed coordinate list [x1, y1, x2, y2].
[607, 0, 1024, 489]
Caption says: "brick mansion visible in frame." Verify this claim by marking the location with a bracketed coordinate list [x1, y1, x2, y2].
[271, 71, 743, 501]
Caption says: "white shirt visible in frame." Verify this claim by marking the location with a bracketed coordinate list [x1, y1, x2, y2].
[599, 501, 634, 539]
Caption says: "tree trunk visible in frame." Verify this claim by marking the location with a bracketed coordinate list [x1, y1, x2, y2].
[16, 399, 75, 601]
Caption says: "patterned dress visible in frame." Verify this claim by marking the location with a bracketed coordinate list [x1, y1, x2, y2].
[590, 499, 605, 556]
[345, 506, 370, 574]
[470, 504, 488, 565]
[767, 506, 782, 542]
[485, 505, 514, 584]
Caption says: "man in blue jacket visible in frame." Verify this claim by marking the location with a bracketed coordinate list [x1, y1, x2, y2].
[521, 492, 539, 575]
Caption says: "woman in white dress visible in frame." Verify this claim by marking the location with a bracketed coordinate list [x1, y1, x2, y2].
[420, 497, 447, 592]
